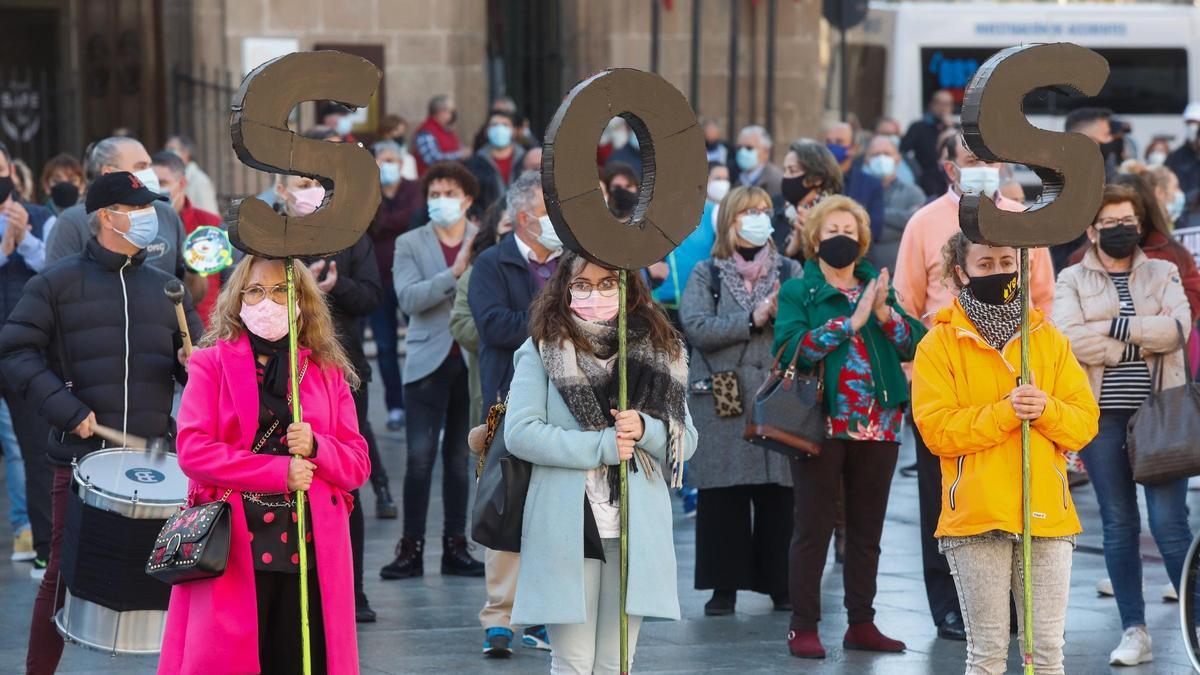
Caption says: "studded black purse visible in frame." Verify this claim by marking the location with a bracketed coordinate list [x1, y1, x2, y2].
[145, 489, 233, 585]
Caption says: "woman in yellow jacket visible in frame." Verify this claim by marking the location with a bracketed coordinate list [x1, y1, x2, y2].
[912, 233, 1099, 675]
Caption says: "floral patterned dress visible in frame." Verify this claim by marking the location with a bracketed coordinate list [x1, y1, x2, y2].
[796, 285, 913, 442]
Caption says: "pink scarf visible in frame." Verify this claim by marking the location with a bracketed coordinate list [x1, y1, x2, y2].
[732, 246, 771, 294]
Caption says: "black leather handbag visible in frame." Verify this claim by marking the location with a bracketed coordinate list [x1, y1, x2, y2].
[744, 339, 826, 460]
[471, 402, 531, 553]
[1127, 322, 1200, 485]
[145, 489, 232, 585]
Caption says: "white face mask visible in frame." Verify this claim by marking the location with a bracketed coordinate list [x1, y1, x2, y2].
[1147, 151, 1168, 167]
[738, 212, 774, 247]
[133, 168, 162, 196]
[535, 214, 563, 251]
[957, 166, 1001, 198]
[707, 179, 731, 203]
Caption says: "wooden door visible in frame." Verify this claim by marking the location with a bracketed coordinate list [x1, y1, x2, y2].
[77, 0, 165, 147]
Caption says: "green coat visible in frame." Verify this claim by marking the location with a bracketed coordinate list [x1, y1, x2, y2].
[772, 259, 926, 413]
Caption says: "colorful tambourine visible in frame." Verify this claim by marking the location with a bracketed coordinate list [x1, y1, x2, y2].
[183, 225, 235, 275]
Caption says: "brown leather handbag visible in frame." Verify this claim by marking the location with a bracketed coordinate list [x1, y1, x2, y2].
[743, 340, 825, 460]
[1127, 321, 1200, 485]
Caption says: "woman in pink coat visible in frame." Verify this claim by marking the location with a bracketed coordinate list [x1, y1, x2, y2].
[159, 256, 370, 675]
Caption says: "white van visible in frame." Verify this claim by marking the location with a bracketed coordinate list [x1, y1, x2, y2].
[842, 2, 1200, 157]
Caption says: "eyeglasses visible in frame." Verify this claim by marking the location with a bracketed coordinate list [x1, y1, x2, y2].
[740, 208, 769, 218]
[241, 283, 289, 305]
[1096, 216, 1139, 229]
[568, 278, 620, 300]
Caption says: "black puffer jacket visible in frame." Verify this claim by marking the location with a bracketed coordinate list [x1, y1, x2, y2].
[0, 238, 202, 465]
[301, 233, 381, 385]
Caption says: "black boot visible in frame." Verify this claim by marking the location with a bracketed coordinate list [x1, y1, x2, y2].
[441, 534, 485, 576]
[374, 484, 398, 519]
[380, 536, 424, 579]
[356, 592, 377, 623]
[704, 590, 737, 616]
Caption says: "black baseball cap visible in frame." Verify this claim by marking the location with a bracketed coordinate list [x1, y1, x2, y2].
[85, 171, 167, 213]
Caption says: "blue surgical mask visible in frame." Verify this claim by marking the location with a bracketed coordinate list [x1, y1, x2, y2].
[957, 166, 1001, 199]
[110, 206, 160, 249]
[826, 143, 850, 163]
[488, 124, 513, 149]
[1169, 191, 1186, 222]
[379, 161, 401, 187]
[886, 134, 902, 152]
[736, 146, 761, 172]
[864, 155, 896, 179]
[628, 132, 640, 151]
[335, 116, 354, 137]
[428, 197, 463, 227]
[535, 214, 562, 251]
[738, 212, 774, 247]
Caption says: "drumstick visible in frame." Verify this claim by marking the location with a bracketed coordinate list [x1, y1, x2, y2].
[91, 423, 148, 450]
[164, 279, 194, 358]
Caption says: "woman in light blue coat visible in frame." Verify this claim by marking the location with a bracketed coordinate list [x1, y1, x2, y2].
[505, 252, 697, 674]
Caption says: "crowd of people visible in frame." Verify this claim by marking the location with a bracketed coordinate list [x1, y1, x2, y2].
[3, 86, 1200, 673]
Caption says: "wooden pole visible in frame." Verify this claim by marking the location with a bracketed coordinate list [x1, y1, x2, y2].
[287, 260, 313, 675]
[618, 269, 630, 675]
[1019, 247, 1034, 675]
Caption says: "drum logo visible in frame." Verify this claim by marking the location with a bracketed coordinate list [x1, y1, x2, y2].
[126, 468, 166, 484]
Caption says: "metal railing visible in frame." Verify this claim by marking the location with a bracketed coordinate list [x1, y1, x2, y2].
[169, 65, 271, 216]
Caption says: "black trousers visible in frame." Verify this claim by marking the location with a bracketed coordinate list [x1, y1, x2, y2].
[401, 354, 471, 538]
[352, 383, 388, 489]
[694, 484, 792, 595]
[912, 414, 962, 626]
[789, 439, 898, 631]
[255, 569, 327, 675]
[7, 389, 52, 560]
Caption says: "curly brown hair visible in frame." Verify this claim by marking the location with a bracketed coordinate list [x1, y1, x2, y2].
[942, 232, 974, 290]
[528, 252, 682, 360]
[421, 161, 480, 200]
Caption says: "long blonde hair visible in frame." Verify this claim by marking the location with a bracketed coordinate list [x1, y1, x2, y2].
[200, 256, 361, 389]
[712, 185, 775, 259]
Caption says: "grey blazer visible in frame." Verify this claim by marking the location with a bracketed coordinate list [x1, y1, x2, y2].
[392, 222, 477, 383]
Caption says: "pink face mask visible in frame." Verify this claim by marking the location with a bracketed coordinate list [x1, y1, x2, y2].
[240, 298, 293, 341]
[570, 293, 620, 322]
[289, 186, 325, 216]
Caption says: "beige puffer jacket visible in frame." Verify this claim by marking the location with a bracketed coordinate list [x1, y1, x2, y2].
[1054, 246, 1192, 398]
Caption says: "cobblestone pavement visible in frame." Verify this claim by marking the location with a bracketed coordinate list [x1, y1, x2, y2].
[0, 375, 1196, 673]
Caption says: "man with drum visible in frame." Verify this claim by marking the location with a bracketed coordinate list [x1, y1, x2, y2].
[0, 171, 202, 675]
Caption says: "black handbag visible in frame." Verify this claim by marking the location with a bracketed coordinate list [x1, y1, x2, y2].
[471, 402, 532, 553]
[1127, 321, 1200, 485]
[145, 489, 232, 584]
[743, 339, 826, 460]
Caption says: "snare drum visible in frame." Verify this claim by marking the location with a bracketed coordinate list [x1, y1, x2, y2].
[55, 448, 187, 654]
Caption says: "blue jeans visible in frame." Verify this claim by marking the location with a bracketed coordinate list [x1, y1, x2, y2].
[1080, 410, 1193, 629]
[0, 399, 28, 532]
[368, 283, 405, 411]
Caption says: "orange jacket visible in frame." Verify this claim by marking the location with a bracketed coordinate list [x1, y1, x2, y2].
[912, 300, 1099, 539]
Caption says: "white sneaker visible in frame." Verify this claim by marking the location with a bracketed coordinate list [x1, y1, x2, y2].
[1097, 578, 1114, 596]
[1109, 626, 1153, 666]
[1162, 583, 1178, 602]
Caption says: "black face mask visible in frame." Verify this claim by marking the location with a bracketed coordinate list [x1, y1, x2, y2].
[817, 235, 859, 269]
[49, 181, 79, 209]
[781, 175, 816, 206]
[968, 272, 1019, 305]
[609, 187, 638, 218]
[1098, 224, 1141, 260]
[0, 176, 13, 205]
[1100, 139, 1124, 162]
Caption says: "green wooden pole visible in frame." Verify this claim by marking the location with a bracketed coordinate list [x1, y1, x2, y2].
[618, 269, 630, 675]
[1019, 248, 1034, 675]
[286, 260, 312, 675]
